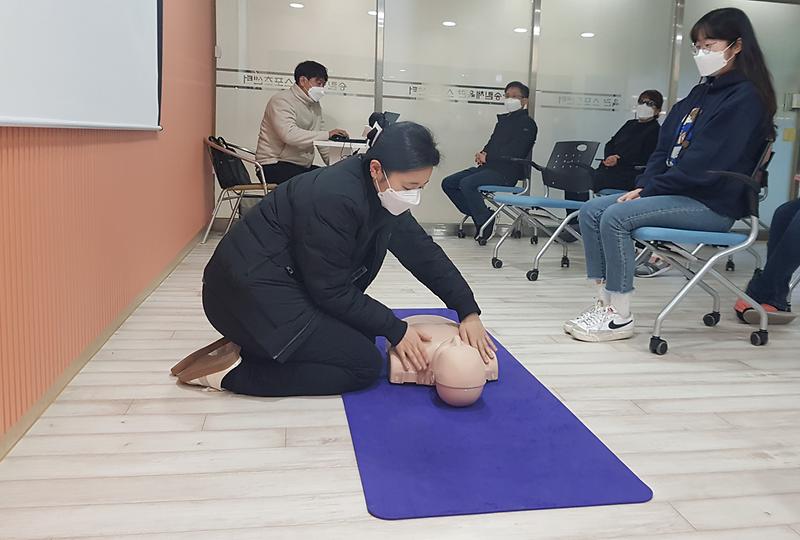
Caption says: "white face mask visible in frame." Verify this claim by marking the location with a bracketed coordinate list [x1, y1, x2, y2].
[307, 85, 325, 102]
[692, 41, 735, 77]
[635, 103, 655, 120]
[504, 98, 523, 113]
[376, 172, 421, 215]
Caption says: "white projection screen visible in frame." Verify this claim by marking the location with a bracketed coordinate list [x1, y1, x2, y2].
[0, 0, 162, 130]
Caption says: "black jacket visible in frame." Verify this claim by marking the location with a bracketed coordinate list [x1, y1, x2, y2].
[483, 108, 538, 180]
[603, 119, 660, 170]
[636, 70, 769, 219]
[203, 155, 481, 362]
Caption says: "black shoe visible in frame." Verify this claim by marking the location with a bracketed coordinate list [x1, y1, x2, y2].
[475, 219, 495, 242]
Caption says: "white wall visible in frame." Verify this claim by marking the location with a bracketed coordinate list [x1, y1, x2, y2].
[215, 0, 799, 224]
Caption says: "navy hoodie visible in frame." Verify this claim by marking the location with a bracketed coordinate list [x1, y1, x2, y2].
[636, 70, 769, 219]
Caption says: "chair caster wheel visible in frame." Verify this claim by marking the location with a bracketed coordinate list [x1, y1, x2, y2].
[511, 230, 522, 239]
[560, 256, 570, 268]
[491, 257, 503, 269]
[457, 230, 466, 239]
[703, 311, 721, 327]
[750, 330, 768, 346]
[478, 238, 488, 246]
[530, 236, 538, 245]
[526, 269, 539, 281]
[649, 336, 668, 355]
[725, 260, 735, 272]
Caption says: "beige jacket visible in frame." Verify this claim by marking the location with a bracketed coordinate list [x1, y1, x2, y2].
[255, 84, 329, 166]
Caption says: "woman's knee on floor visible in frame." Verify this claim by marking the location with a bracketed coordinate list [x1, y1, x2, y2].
[346, 342, 383, 390]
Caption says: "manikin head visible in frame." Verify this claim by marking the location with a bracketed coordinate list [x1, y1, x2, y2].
[431, 335, 486, 407]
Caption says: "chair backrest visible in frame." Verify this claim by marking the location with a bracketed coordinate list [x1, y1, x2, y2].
[747, 140, 774, 216]
[206, 136, 254, 189]
[753, 140, 774, 202]
[542, 141, 600, 193]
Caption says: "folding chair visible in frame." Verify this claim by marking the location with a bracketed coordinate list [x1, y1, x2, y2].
[481, 141, 599, 277]
[790, 273, 800, 311]
[631, 141, 774, 355]
[456, 180, 529, 239]
[202, 137, 277, 244]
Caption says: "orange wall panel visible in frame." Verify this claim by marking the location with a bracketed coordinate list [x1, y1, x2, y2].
[0, 0, 215, 436]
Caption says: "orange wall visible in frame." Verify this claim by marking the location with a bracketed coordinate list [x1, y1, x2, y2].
[0, 0, 215, 436]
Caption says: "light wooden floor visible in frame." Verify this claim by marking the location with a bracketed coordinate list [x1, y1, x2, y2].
[2, 232, 800, 540]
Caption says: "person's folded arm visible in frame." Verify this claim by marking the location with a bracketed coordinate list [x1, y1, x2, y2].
[293, 188, 406, 344]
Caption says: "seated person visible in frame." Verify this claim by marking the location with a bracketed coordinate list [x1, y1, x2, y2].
[564, 7, 777, 343]
[255, 60, 349, 184]
[559, 90, 663, 244]
[594, 90, 663, 193]
[442, 81, 538, 241]
[735, 174, 800, 323]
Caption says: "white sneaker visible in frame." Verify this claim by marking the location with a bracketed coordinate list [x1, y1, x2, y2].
[570, 306, 635, 342]
[563, 300, 606, 334]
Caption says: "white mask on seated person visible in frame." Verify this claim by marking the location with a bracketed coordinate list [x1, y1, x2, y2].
[503, 98, 523, 113]
[307, 86, 325, 102]
[635, 103, 655, 120]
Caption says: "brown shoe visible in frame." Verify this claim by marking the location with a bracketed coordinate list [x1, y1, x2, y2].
[175, 340, 241, 387]
[170, 337, 231, 376]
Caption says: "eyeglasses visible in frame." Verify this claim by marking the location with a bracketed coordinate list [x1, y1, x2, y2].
[638, 99, 657, 107]
[690, 38, 738, 56]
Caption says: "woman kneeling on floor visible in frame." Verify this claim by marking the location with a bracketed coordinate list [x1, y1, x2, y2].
[172, 122, 495, 395]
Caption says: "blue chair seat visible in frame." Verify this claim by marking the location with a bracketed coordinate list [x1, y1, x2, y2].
[632, 227, 747, 246]
[493, 194, 585, 210]
[478, 184, 524, 195]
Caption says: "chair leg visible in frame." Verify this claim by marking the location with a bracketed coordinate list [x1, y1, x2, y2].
[478, 205, 507, 238]
[201, 189, 228, 244]
[225, 192, 244, 235]
[457, 215, 469, 238]
[492, 215, 523, 260]
[530, 210, 579, 273]
[707, 267, 768, 332]
[668, 258, 721, 314]
[746, 246, 763, 270]
[490, 221, 515, 269]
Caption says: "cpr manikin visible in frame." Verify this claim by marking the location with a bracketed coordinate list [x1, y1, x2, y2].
[388, 315, 499, 406]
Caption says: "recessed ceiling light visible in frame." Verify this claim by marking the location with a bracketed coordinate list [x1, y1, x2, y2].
[442, 21, 457, 27]
[368, 10, 377, 15]
[289, 3, 304, 8]
[580, 32, 595, 38]
[399, 69, 407, 72]
[513, 27, 528, 33]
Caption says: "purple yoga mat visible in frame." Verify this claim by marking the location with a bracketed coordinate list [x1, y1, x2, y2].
[342, 308, 652, 520]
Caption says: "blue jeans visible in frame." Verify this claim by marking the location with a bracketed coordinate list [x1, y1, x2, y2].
[579, 194, 734, 293]
[441, 167, 511, 227]
[746, 198, 800, 311]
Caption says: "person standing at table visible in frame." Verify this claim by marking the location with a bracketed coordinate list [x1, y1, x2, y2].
[255, 60, 350, 184]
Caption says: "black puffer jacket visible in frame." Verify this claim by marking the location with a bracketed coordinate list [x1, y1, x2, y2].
[203, 155, 481, 363]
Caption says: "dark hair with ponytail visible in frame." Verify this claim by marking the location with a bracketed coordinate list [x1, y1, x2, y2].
[690, 7, 776, 138]
[364, 121, 441, 174]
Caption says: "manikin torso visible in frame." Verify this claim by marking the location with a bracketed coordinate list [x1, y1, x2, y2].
[388, 315, 499, 406]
